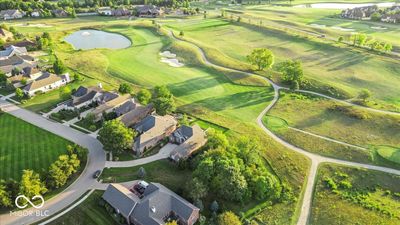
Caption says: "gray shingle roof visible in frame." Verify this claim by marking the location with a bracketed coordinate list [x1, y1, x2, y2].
[102, 184, 139, 218]
[114, 100, 137, 116]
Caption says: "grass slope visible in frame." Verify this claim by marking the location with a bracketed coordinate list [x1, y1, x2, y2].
[265, 91, 400, 167]
[165, 18, 400, 109]
[310, 164, 400, 225]
[0, 113, 71, 180]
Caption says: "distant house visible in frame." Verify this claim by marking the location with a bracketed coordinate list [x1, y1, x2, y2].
[65, 86, 103, 110]
[118, 103, 154, 127]
[341, 5, 378, 20]
[0, 45, 28, 60]
[135, 5, 164, 18]
[381, 13, 400, 23]
[52, 9, 68, 17]
[112, 7, 131, 17]
[169, 125, 207, 162]
[97, 91, 119, 105]
[102, 182, 199, 225]
[23, 73, 70, 96]
[91, 94, 132, 121]
[0, 28, 13, 41]
[98, 7, 112, 16]
[133, 115, 177, 156]
[31, 10, 40, 18]
[0, 10, 24, 20]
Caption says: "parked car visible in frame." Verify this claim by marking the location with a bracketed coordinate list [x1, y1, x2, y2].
[93, 170, 102, 178]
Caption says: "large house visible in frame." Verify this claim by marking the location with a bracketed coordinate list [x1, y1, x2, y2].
[0, 45, 28, 60]
[91, 94, 132, 121]
[169, 125, 207, 162]
[7, 66, 42, 88]
[98, 7, 113, 16]
[23, 73, 70, 96]
[102, 182, 199, 225]
[133, 115, 177, 156]
[112, 7, 132, 16]
[0, 55, 37, 76]
[118, 103, 154, 127]
[0, 10, 24, 20]
[65, 86, 104, 110]
[52, 9, 68, 17]
[135, 5, 164, 17]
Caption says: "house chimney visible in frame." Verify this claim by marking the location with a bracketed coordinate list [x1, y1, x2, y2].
[151, 206, 156, 213]
[98, 83, 103, 89]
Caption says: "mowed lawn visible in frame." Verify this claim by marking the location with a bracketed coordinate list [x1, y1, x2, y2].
[48, 191, 118, 225]
[165, 19, 400, 108]
[0, 113, 71, 180]
[103, 25, 274, 123]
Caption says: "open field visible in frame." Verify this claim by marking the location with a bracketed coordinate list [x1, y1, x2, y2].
[265, 91, 400, 167]
[0, 113, 72, 180]
[164, 18, 400, 110]
[310, 163, 400, 225]
[47, 191, 118, 225]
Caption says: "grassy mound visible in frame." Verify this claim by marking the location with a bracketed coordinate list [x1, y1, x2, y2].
[377, 146, 400, 164]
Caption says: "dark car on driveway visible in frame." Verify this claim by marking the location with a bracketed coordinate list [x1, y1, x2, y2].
[93, 170, 102, 179]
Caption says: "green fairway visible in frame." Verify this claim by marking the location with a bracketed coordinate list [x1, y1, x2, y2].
[262, 115, 288, 130]
[311, 164, 400, 225]
[59, 24, 275, 123]
[47, 191, 118, 225]
[377, 146, 400, 164]
[165, 18, 400, 110]
[0, 113, 72, 180]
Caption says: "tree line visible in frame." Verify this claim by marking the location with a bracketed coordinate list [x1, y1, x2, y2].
[0, 145, 86, 208]
[0, 0, 195, 13]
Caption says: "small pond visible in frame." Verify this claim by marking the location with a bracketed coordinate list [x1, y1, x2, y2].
[294, 2, 397, 9]
[64, 29, 131, 50]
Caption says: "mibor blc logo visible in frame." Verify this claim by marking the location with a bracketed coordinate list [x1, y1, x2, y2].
[15, 195, 45, 209]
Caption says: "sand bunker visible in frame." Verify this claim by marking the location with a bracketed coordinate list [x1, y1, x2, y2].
[159, 51, 184, 67]
[14, 23, 53, 28]
[310, 24, 326, 28]
[161, 58, 184, 67]
[371, 26, 387, 30]
[159, 51, 176, 58]
[331, 26, 355, 32]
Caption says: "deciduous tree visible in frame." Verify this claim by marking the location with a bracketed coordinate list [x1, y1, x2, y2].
[247, 48, 274, 70]
[218, 211, 242, 225]
[136, 89, 152, 105]
[98, 119, 135, 154]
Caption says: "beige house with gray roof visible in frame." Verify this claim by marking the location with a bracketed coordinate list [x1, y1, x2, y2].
[23, 73, 70, 96]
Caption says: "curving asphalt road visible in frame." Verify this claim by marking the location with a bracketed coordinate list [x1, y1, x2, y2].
[0, 99, 106, 225]
[168, 31, 400, 225]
